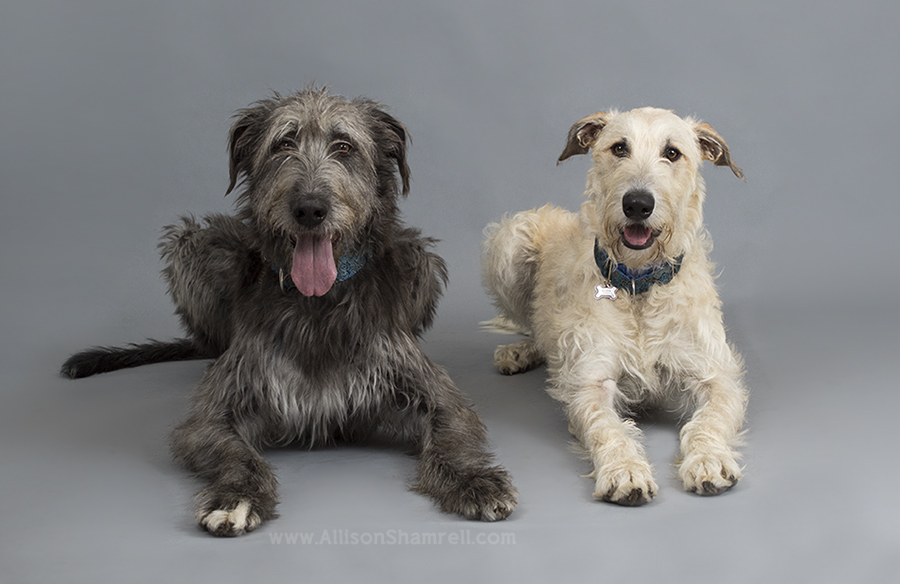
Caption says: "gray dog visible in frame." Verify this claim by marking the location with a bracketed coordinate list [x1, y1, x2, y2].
[62, 88, 517, 536]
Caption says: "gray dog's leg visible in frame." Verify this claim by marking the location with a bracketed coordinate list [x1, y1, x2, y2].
[388, 353, 517, 521]
[159, 214, 258, 354]
[170, 356, 278, 537]
[171, 425, 278, 536]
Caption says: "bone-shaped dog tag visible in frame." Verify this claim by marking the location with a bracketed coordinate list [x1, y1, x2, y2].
[594, 285, 617, 300]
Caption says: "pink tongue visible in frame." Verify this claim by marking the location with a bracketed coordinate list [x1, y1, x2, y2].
[291, 234, 337, 297]
[624, 225, 652, 247]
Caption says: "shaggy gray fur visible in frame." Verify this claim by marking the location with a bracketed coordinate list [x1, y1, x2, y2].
[62, 89, 517, 535]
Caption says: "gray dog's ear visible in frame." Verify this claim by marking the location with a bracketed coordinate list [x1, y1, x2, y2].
[558, 112, 610, 163]
[226, 99, 275, 195]
[694, 122, 744, 180]
[370, 107, 411, 196]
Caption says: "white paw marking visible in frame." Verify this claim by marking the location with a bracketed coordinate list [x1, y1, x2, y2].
[198, 499, 258, 534]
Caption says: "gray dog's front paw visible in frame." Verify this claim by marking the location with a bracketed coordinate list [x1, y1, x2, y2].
[194, 487, 277, 537]
[452, 467, 519, 522]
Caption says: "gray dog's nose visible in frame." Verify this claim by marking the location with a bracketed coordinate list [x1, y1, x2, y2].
[292, 200, 329, 228]
[622, 190, 655, 220]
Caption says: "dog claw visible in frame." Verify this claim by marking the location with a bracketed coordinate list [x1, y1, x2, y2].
[603, 488, 638, 505]
[426, 466, 518, 522]
[596, 471, 657, 507]
[680, 449, 742, 496]
[195, 498, 264, 537]
[602, 486, 653, 507]
[695, 476, 739, 496]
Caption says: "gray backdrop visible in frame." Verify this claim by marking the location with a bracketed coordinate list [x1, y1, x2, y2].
[2, 1, 898, 582]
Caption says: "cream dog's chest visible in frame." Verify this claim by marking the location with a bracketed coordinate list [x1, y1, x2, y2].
[600, 292, 695, 374]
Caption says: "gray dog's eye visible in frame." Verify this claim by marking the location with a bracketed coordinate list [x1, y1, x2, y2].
[332, 141, 352, 155]
[276, 138, 296, 152]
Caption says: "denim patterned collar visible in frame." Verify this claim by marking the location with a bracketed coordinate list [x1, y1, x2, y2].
[272, 244, 372, 292]
[593, 240, 683, 296]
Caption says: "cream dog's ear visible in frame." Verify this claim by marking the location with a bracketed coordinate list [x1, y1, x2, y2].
[558, 112, 611, 163]
[694, 122, 744, 180]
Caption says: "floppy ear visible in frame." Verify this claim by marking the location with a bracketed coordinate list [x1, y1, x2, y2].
[558, 112, 610, 163]
[694, 122, 744, 180]
[371, 107, 411, 196]
[226, 99, 276, 195]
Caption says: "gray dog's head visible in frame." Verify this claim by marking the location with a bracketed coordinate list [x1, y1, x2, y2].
[225, 87, 410, 296]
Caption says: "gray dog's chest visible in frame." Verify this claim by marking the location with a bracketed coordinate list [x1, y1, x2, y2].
[249, 322, 413, 429]
[251, 345, 395, 443]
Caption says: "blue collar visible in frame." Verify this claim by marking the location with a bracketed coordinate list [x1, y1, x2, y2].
[593, 240, 683, 295]
[272, 244, 372, 292]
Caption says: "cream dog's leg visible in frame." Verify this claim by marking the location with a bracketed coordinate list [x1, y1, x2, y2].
[559, 365, 657, 506]
[678, 370, 747, 495]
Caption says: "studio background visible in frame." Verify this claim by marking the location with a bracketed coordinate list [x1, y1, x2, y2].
[1, 1, 897, 582]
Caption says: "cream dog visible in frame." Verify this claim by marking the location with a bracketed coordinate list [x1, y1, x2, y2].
[482, 107, 748, 505]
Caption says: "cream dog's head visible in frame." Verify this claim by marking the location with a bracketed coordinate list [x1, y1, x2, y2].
[559, 107, 743, 269]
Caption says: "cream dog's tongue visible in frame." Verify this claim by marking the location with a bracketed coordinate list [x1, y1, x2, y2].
[291, 234, 337, 297]
[624, 224, 652, 247]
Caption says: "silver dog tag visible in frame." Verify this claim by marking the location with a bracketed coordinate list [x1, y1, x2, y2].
[594, 285, 617, 300]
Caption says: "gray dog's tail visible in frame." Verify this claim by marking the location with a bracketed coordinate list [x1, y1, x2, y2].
[60, 338, 212, 379]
